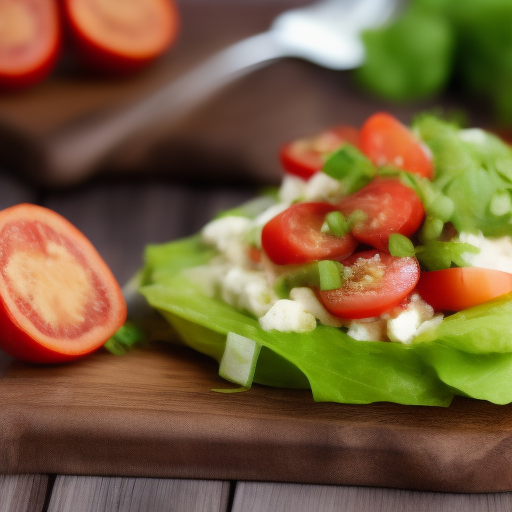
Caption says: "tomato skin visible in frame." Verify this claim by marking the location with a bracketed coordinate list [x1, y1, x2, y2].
[318, 250, 420, 319]
[338, 178, 425, 252]
[416, 268, 512, 312]
[62, 0, 180, 74]
[261, 202, 358, 265]
[0, 0, 60, 89]
[0, 204, 126, 364]
[279, 126, 359, 180]
[359, 112, 434, 179]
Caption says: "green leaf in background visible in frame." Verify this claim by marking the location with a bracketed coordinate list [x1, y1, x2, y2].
[415, 240, 479, 271]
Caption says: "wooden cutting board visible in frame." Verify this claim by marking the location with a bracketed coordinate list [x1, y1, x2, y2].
[1, 340, 512, 493]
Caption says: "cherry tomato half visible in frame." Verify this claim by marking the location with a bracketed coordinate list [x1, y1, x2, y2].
[318, 250, 420, 319]
[416, 267, 512, 312]
[0, 0, 60, 89]
[338, 178, 425, 252]
[261, 202, 358, 265]
[359, 112, 434, 179]
[0, 204, 127, 363]
[62, 0, 180, 73]
[279, 126, 359, 180]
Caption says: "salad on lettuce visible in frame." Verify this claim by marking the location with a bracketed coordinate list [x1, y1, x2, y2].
[127, 112, 512, 407]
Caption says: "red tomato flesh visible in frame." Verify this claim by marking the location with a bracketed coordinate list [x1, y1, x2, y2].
[279, 126, 359, 180]
[359, 112, 434, 179]
[338, 178, 425, 252]
[63, 0, 179, 73]
[417, 267, 512, 312]
[261, 202, 358, 265]
[0, 204, 126, 363]
[0, 0, 60, 89]
[318, 250, 420, 319]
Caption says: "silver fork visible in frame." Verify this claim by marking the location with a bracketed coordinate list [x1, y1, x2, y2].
[45, 0, 405, 185]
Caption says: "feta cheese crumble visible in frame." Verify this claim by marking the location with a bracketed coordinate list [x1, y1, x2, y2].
[459, 231, 512, 274]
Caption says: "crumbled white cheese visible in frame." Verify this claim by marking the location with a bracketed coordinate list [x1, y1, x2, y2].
[201, 216, 252, 266]
[387, 294, 441, 344]
[304, 172, 344, 201]
[279, 174, 306, 203]
[347, 318, 387, 342]
[221, 267, 277, 318]
[289, 287, 344, 328]
[259, 300, 316, 333]
[459, 231, 512, 274]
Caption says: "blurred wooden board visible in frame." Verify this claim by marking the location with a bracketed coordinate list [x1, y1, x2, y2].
[2, 341, 512, 493]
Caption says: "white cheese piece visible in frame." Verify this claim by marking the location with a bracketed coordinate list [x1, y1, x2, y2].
[289, 287, 344, 327]
[459, 231, 512, 274]
[259, 299, 316, 333]
[279, 174, 306, 203]
[221, 267, 277, 318]
[347, 318, 387, 342]
[387, 294, 440, 344]
[304, 172, 344, 201]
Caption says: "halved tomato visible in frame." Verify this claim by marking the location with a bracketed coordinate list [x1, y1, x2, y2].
[318, 250, 420, 319]
[337, 178, 425, 252]
[0, 0, 60, 89]
[261, 202, 358, 265]
[359, 112, 434, 179]
[62, 0, 179, 73]
[0, 204, 126, 363]
[279, 126, 359, 180]
[416, 267, 512, 312]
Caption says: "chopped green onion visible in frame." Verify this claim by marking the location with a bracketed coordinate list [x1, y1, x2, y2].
[427, 194, 455, 222]
[318, 260, 344, 291]
[274, 262, 320, 298]
[322, 211, 349, 237]
[490, 190, 512, 217]
[420, 216, 444, 242]
[347, 209, 367, 229]
[219, 332, 261, 388]
[388, 233, 416, 257]
[104, 322, 146, 355]
[322, 145, 376, 194]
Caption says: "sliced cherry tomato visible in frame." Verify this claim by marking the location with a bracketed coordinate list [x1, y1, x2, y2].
[0, 204, 127, 363]
[338, 178, 425, 252]
[359, 112, 434, 179]
[318, 250, 420, 319]
[0, 0, 60, 89]
[62, 0, 180, 73]
[261, 202, 358, 265]
[416, 267, 512, 312]
[279, 126, 359, 180]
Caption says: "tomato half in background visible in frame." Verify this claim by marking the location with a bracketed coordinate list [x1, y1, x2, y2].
[62, 0, 179, 73]
[338, 178, 425, 252]
[416, 267, 512, 312]
[318, 250, 420, 319]
[0, 204, 126, 363]
[261, 202, 358, 265]
[0, 0, 60, 89]
[279, 126, 359, 180]
[359, 112, 434, 179]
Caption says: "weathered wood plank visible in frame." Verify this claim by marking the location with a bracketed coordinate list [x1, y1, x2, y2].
[47, 476, 230, 512]
[0, 474, 49, 512]
[232, 482, 512, 512]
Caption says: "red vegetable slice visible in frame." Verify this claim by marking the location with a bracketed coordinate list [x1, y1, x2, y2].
[338, 178, 425, 252]
[318, 250, 420, 319]
[279, 126, 359, 180]
[261, 202, 358, 265]
[417, 267, 512, 312]
[62, 0, 180, 73]
[359, 112, 434, 179]
[0, 204, 126, 363]
[0, 0, 60, 89]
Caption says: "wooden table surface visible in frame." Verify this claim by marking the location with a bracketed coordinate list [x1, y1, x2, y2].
[0, 170, 512, 512]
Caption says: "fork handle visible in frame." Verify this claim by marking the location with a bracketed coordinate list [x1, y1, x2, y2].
[43, 32, 287, 186]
